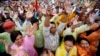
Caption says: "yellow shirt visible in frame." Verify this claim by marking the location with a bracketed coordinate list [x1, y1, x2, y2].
[55, 42, 77, 56]
[55, 12, 76, 26]
[63, 24, 90, 40]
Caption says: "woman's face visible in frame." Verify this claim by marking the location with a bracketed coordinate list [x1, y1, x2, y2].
[64, 41, 74, 52]
[80, 40, 90, 50]
[15, 35, 23, 46]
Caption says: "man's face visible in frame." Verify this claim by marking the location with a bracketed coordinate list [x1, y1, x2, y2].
[64, 40, 74, 52]
[50, 24, 56, 34]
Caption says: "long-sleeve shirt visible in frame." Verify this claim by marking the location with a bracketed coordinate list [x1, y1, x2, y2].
[43, 23, 66, 51]
[11, 44, 28, 56]
[22, 35, 38, 56]
[34, 16, 45, 48]
[63, 24, 90, 40]
[0, 32, 12, 53]
[77, 45, 96, 56]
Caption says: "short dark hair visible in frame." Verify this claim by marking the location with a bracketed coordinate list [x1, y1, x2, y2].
[10, 31, 22, 42]
[77, 38, 90, 45]
[64, 35, 75, 45]
[31, 18, 39, 25]
[50, 22, 55, 24]
[86, 30, 94, 36]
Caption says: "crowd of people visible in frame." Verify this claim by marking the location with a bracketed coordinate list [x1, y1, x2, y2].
[0, 0, 100, 56]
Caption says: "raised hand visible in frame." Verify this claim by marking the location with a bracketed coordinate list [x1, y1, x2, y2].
[83, 0, 91, 7]
[0, 39, 5, 44]
[25, 10, 34, 19]
[41, 8, 46, 15]
[25, 23, 38, 36]
[72, 15, 79, 25]
[88, 14, 94, 23]
[44, 5, 53, 27]
[44, 5, 53, 19]
[31, 23, 38, 34]
[46, 5, 53, 16]
[0, 39, 9, 45]
[64, 0, 72, 14]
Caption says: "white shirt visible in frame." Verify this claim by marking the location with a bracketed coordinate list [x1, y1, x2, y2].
[43, 23, 66, 51]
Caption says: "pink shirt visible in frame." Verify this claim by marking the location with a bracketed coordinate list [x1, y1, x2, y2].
[22, 35, 38, 56]
[11, 44, 27, 56]
[11, 35, 38, 56]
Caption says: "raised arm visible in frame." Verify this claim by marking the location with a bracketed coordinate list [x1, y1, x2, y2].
[43, 6, 53, 37]
[0, 39, 15, 55]
[57, 13, 67, 33]
[13, 12, 23, 30]
[44, 6, 52, 27]
[25, 23, 38, 36]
